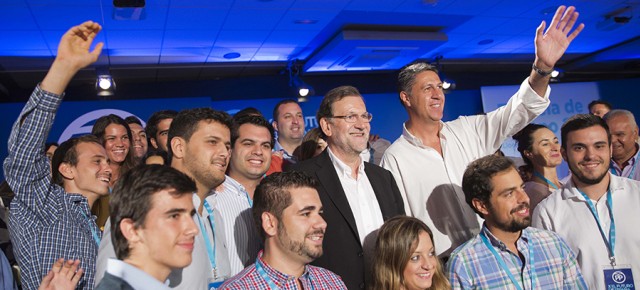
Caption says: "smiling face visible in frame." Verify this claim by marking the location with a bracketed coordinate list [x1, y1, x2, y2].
[321, 96, 370, 159]
[402, 231, 437, 290]
[275, 186, 326, 265]
[103, 123, 130, 164]
[527, 128, 562, 168]
[128, 122, 148, 159]
[481, 167, 531, 233]
[606, 114, 639, 164]
[65, 141, 112, 198]
[229, 123, 272, 181]
[182, 120, 231, 190]
[274, 102, 304, 144]
[562, 125, 611, 185]
[401, 70, 445, 124]
[128, 189, 198, 279]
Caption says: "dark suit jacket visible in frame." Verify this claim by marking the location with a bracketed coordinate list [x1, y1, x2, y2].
[291, 150, 405, 289]
[94, 273, 135, 290]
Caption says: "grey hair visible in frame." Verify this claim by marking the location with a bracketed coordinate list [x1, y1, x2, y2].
[603, 109, 638, 128]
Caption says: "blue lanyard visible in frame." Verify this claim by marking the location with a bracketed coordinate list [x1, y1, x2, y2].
[480, 230, 536, 290]
[196, 200, 218, 272]
[577, 189, 616, 266]
[79, 211, 101, 246]
[244, 189, 253, 207]
[532, 171, 558, 190]
[255, 257, 314, 290]
[609, 159, 637, 179]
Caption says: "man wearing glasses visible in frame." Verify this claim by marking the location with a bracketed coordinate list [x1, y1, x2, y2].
[292, 85, 405, 290]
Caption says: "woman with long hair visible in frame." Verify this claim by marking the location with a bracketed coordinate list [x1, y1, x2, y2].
[371, 216, 450, 290]
[293, 127, 327, 162]
[91, 114, 137, 229]
[513, 123, 563, 210]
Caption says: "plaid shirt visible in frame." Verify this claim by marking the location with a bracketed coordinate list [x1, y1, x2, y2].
[447, 225, 587, 290]
[220, 250, 347, 290]
[3, 86, 101, 290]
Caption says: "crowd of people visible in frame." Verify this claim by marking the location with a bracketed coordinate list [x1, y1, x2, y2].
[1, 4, 639, 290]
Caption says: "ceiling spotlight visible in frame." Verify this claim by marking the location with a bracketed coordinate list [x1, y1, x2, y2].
[550, 68, 564, 82]
[433, 55, 456, 92]
[96, 69, 116, 97]
[287, 59, 314, 100]
[442, 80, 456, 90]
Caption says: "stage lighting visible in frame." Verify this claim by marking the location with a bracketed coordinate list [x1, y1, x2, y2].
[434, 55, 456, 93]
[96, 73, 116, 97]
[287, 59, 314, 100]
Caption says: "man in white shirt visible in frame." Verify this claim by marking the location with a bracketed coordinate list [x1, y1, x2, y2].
[96, 165, 198, 290]
[96, 108, 233, 289]
[603, 109, 640, 181]
[533, 114, 640, 289]
[381, 5, 583, 257]
[209, 114, 272, 275]
[293, 85, 405, 289]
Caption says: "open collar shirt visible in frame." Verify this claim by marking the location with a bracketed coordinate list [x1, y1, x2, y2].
[381, 78, 550, 257]
[610, 144, 640, 181]
[3, 86, 102, 290]
[447, 225, 587, 289]
[219, 250, 347, 290]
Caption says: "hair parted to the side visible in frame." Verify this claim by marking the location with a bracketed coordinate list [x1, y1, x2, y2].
[462, 155, 515, 217]
[316, 86, 363, 139]
[252, 171, 319, 240]
[166, 107, 232, 162]
[91, 114, 137, 174]
[397, 62, 438, 107]
[370, 216, 450, 290]
[561, 114, 611, 150]
[145, 110, 178, 144]
[231, 114, 274, 149]
[51, 135, 103, 186]
[110, 164, 196, 260]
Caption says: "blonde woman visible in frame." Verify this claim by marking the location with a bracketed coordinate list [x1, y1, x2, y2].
[371, 216, 450, 290]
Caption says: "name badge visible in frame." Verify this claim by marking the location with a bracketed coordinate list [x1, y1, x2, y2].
[604, 266, 635, 289]
[208, 278, 225, 290]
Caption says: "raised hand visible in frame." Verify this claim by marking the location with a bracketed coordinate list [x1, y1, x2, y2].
[534, 5, 584, 71]
[38, 258, 84, 290]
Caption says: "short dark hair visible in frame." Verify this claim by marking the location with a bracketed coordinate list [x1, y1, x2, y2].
[145, 110, 178, 143]
[143, 149, 168, 165]
[167, 108, 232, 162]
[316, 86, 362, 122]
[52, 135, 103, 186]
[231, 114, 274, 149]
[110, 164, 196, 260]
[462, 155, 515, 217]
[252, 171, 319, 240]
[124, 116, 143, 127]
[91, 114, 137, 173]
[272, 99, 299, 122]
[587, 100, 612, 112]
[397, 62, 438, 106]
[234, 107, 263, 119]
[561, 114, 611, 150]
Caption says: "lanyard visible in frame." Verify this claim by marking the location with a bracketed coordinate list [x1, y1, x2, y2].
[244, 189, 253, 207]
[480, 231, 536, 290]
[255, 257, 314, 290]
[79, 211, 101, 246]
[532, 171, 558, 190]
[610, 159, 637, 179]
[196, 200, 218, 272]
[577, 189, 616, 266]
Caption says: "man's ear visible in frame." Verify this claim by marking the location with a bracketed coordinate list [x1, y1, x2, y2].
[319, 118, 332, 138]
[149, 138, 158, 150]
[120, 218, 142, 244]
[400, 91, 411, 108]
[472, 198, 489, 217]
[170, 137, 185, 159]
[262, 212, 278, 238]
[561, 147, 568, 162]
[58, 162, 74, 180]
[272, 121, 278, 132]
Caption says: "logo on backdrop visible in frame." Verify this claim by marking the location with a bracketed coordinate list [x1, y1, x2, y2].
[58, 109, 145, 143]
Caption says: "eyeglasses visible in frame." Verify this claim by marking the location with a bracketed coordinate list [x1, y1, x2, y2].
[330, 112, 373, 123]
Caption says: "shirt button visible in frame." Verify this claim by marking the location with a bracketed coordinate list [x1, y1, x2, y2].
[357, 251, 363, 257]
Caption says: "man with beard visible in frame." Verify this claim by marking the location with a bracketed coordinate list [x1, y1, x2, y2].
[96, 107, 233, 289]
[220, 171, 347, 289]
[533, 114, 640, 289]
[603, 110, 640, 181]
[447, 155, 586, 289]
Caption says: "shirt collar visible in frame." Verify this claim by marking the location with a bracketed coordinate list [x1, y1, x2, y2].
[274, 139, 294, 157]
[561, 173, 624, 200]
[401, 122, 446, 149]
[481, 223, 530, 251]
[105, 259, 170, 290]
[611, 143, 640, 170]
[218, 175, 247, 198]
[256, 250, 311, 283]
[326, 147, 365, 178]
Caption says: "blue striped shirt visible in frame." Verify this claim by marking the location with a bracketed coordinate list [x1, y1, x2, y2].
[447, 225, 587, 289]
[3, 86, 101, 290]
